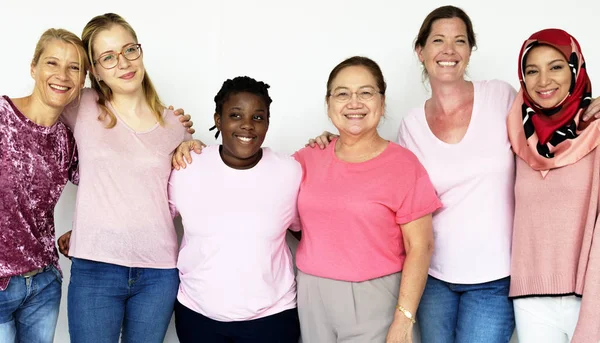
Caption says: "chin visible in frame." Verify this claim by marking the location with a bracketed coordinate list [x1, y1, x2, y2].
[535, 99, 561, 109]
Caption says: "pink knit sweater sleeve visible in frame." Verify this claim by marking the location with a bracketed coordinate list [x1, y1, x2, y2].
[572, 215, 600, 343]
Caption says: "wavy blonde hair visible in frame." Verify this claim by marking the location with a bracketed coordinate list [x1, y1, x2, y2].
[32, 28, 88, 93]
[81, 13, 164, 128]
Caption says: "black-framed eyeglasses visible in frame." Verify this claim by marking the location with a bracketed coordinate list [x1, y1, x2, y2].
[94, 43, 142, 70]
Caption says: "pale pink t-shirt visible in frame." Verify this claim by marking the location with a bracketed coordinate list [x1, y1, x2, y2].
[397, 80, 517, 284]
[64, 88, 188, 268]
[293, 140, 441, 282]
[169, 146, 302, 322]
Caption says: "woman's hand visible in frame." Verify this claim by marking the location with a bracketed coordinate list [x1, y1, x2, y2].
[306, 131, 338, 149]
[385, 314, 414, 343]
[58, 231, 72, 258]
[172, 139, 206, 170]
[582, 97, 600, 122]
[169, 105, 195, 134]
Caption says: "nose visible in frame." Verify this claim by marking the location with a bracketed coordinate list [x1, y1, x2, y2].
[117, 53, 131, 69]
[56, 66, 69, 80]
[240, 116, 255, 130]
[538, 70, 551, 86]
[347, 93, 364, 108]
[443, 41, 456, 54]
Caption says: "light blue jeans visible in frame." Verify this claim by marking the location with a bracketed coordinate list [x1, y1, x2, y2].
[417, 275, 515, 343]
[0, 266, 62, 343]
[67, 258, 179, 343]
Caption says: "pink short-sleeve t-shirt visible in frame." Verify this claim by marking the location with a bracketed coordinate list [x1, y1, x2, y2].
[293, 140, 441, 282]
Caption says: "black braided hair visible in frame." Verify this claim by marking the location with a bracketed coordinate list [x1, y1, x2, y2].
[209, 76, 272, 139]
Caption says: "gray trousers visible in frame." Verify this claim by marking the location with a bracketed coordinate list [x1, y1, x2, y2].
[297, 270, 401, 343]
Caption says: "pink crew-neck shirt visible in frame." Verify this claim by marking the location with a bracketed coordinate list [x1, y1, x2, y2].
[398, 80, 516, 284]
[293, 140, 441, 282]
[169, 146, 302, 321]
[64, 88, 189, 268]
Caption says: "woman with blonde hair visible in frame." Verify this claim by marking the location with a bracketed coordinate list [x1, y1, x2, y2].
[0, 28, 86, 343]
[52, 13, 191, 343]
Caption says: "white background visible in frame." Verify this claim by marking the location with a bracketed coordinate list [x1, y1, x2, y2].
[1, 0, 599, 342]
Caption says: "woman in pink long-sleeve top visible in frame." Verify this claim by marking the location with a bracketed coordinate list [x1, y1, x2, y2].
[507, 28, 600, 343]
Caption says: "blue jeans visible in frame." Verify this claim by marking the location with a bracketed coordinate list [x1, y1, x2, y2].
[0, 266, 62, 343]
[417, 275, 514, 343]
[68, 258, 179, 343]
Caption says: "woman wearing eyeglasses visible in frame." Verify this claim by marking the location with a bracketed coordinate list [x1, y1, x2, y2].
[292, 56, 441, 343]
[53, 13, 191, 343]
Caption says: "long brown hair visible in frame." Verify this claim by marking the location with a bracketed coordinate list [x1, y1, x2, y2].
[81, 13, 164, 128]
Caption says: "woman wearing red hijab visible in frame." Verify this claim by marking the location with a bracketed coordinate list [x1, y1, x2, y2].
[508, 29, 600, 343]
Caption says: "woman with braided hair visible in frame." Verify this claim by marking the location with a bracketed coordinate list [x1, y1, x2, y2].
[168, 76, 302, 343]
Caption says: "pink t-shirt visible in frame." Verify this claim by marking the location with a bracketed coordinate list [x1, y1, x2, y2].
[65, 89, 188, 268]
[169, 146, 302, 322]
[293, 140, 441, 282]
[398, 80, 516, 284]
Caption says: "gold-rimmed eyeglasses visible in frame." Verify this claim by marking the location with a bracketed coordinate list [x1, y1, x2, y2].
[94, 43, 142, 70]
[328, 87, 383, 103]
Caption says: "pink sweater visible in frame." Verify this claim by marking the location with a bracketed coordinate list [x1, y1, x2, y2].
[510, 148, 600, 342]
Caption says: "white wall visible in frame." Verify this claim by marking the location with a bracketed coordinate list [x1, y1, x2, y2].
[2, 0, 599, 342]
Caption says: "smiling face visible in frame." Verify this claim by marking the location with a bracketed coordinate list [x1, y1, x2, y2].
[416, 17, 471, 83]
[92, 24, 144, 96]
[327, 65, 384, 137]
[215, 92, 269, 169]
[524, 45, 572, 109]
[31, 39, 85, 110]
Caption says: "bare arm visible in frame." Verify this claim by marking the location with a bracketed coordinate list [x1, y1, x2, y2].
[386, 214, 434, 343]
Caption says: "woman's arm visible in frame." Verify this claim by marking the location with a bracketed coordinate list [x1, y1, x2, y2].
[386, 214, 434, 343]
[571, 215, 600, 342]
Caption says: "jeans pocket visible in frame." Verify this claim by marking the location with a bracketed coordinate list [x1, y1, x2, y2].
[49, 266, 63, 285]
[489, 276, 511, 296]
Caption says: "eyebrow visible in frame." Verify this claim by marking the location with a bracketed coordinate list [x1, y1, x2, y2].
[332, 85, 376, 91]
[431, 34, 467, 39]
[525, 59, 566, 68]
[98, 42, 137, 56]
[229, 107, 266, 112]
[43, 56, 80, 65]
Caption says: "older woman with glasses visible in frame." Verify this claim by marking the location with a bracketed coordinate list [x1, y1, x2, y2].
[290, 56, 441, 343]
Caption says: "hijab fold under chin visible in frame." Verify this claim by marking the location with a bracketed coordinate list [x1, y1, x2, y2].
[507, 28, 598, 175]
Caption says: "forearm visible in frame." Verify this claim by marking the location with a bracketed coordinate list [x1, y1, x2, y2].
[396, 244, 432, 316]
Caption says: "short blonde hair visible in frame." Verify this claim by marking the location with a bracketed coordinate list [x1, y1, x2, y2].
[82, 13, 164, 128]
[32, 28, 88, 88]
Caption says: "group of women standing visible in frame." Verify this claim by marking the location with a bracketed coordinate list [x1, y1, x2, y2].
[1, 4, 599, 343]
[308, 5, 600, 343]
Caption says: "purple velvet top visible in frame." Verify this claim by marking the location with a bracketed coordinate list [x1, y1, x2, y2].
[0, 96, 78, 290]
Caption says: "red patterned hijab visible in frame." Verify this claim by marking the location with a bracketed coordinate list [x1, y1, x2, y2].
[507, 28, 599, 174]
